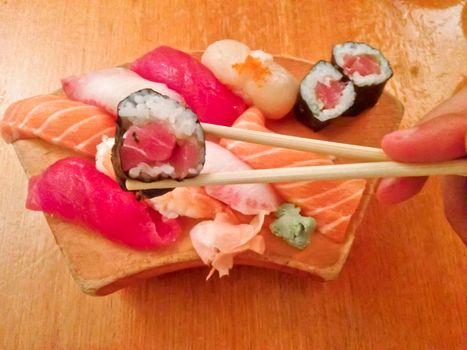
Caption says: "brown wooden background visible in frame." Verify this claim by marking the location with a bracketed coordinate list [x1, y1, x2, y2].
[1, 1, 466, 349]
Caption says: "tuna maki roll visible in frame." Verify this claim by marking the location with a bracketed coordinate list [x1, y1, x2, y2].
[294, 61, 356, 131]
[332, 42, 393, 115]
[112, 89, 205, 197]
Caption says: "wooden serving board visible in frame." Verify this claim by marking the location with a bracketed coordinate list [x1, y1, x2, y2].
[12, 55, 403, 295]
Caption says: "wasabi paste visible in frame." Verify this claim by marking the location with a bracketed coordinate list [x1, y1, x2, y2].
[269, 203, 316, 249]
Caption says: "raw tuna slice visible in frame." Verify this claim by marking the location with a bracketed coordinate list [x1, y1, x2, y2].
[62, 67, 184, 115]
[220, 107, 366, 243]
[120, 122, 177, 171]
[343, 54, 381, 76]
[26, 157, 181, 249]
[315, 80, 346, 109]
[131, 46, 247, 126]
[202, 141, 281, 215]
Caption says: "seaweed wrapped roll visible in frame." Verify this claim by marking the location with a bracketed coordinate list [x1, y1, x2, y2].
[332, 42, 393, 115]
[294, 61, 356, 131]
[112, 89, 205, 197]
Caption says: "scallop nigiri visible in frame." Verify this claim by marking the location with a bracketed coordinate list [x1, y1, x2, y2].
[201, 39, 299, 120]
[131, 46, 247, 126]
[62, 67, 184, 115]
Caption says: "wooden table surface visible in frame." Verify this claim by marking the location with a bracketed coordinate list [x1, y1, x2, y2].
[1, 1, 466, 349]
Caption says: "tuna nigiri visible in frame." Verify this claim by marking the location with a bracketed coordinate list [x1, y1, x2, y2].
[131, 46, 247, 126]
[203, 141, 281, 215]
[220, 108, 366, 243]
[1, 95, 115, 157]
[201, 39, 298, 120]
[27, 157, 181, 249]
[62, 67, 184, 116]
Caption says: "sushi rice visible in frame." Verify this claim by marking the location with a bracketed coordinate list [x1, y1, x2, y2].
[118, 92, 200, 139]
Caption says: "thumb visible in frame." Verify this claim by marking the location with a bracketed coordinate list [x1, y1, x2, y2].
[381, 113, 467, 163]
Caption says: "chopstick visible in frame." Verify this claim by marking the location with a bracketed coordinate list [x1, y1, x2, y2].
[201, 123, 389, 161]
[126, 159, 467, 190]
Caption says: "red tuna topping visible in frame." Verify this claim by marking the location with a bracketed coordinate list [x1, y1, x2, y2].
[120, 122, 202, 178]
[315, 79, 346, 109]
[121, 122, 176, 171]
[170, 138, 203, 178]
[343, 54, 381, 76]
[131, 46, 247, 126]
[26, 157, 181, 249]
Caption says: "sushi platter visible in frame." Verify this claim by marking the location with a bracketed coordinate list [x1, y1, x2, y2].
[3, 42, 403, 295]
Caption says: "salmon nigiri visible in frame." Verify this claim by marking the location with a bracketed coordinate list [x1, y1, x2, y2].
[220, 107, 366, 243]
[1, 95, 115, 157]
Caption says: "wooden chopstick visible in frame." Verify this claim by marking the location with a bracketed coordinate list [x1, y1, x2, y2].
[201, 123, 390, 161]
[126, 159, 467, 190]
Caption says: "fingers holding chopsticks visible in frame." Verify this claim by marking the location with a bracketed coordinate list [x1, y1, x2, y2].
[380, 113, 467, 163]
[376, 112, 467, 204]
[377, 87, 467, 241]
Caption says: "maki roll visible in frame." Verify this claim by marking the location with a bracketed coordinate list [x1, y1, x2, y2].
[332, 42, 393, 115]
[294, 61, 356, 131]
[112, 89, 205, 197]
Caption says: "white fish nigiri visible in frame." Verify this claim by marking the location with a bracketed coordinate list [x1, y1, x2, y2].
[62, 67, 184, 115]
[201, 39, 298, 120]
[202, 141, 280, 215]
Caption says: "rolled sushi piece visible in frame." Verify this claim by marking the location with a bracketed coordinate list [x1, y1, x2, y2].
[112, 89, 205, 197]
[332, 42, 393, 115]
[294, 61, 356, 131]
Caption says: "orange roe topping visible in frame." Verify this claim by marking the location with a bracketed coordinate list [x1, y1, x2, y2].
[232, 55, 271, 85]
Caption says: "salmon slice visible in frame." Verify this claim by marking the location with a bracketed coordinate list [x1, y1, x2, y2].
[1, 95, 115, 157]
[219, 107, 366, 243]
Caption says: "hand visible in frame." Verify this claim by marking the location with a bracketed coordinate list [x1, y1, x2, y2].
[376, 88, 467, 243]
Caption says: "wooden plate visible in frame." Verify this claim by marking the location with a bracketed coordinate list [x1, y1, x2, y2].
[11, 55, 403, 295]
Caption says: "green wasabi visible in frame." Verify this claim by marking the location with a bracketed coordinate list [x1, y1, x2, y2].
[269, 204, 316, 249]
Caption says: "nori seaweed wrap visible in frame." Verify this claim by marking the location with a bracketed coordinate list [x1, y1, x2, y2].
[112, 89, 205, 197]
[294, 61, 356, 131]
[332, 42, 393, 115]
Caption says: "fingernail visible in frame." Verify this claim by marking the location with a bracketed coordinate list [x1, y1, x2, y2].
[387, 126, 419, 141]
